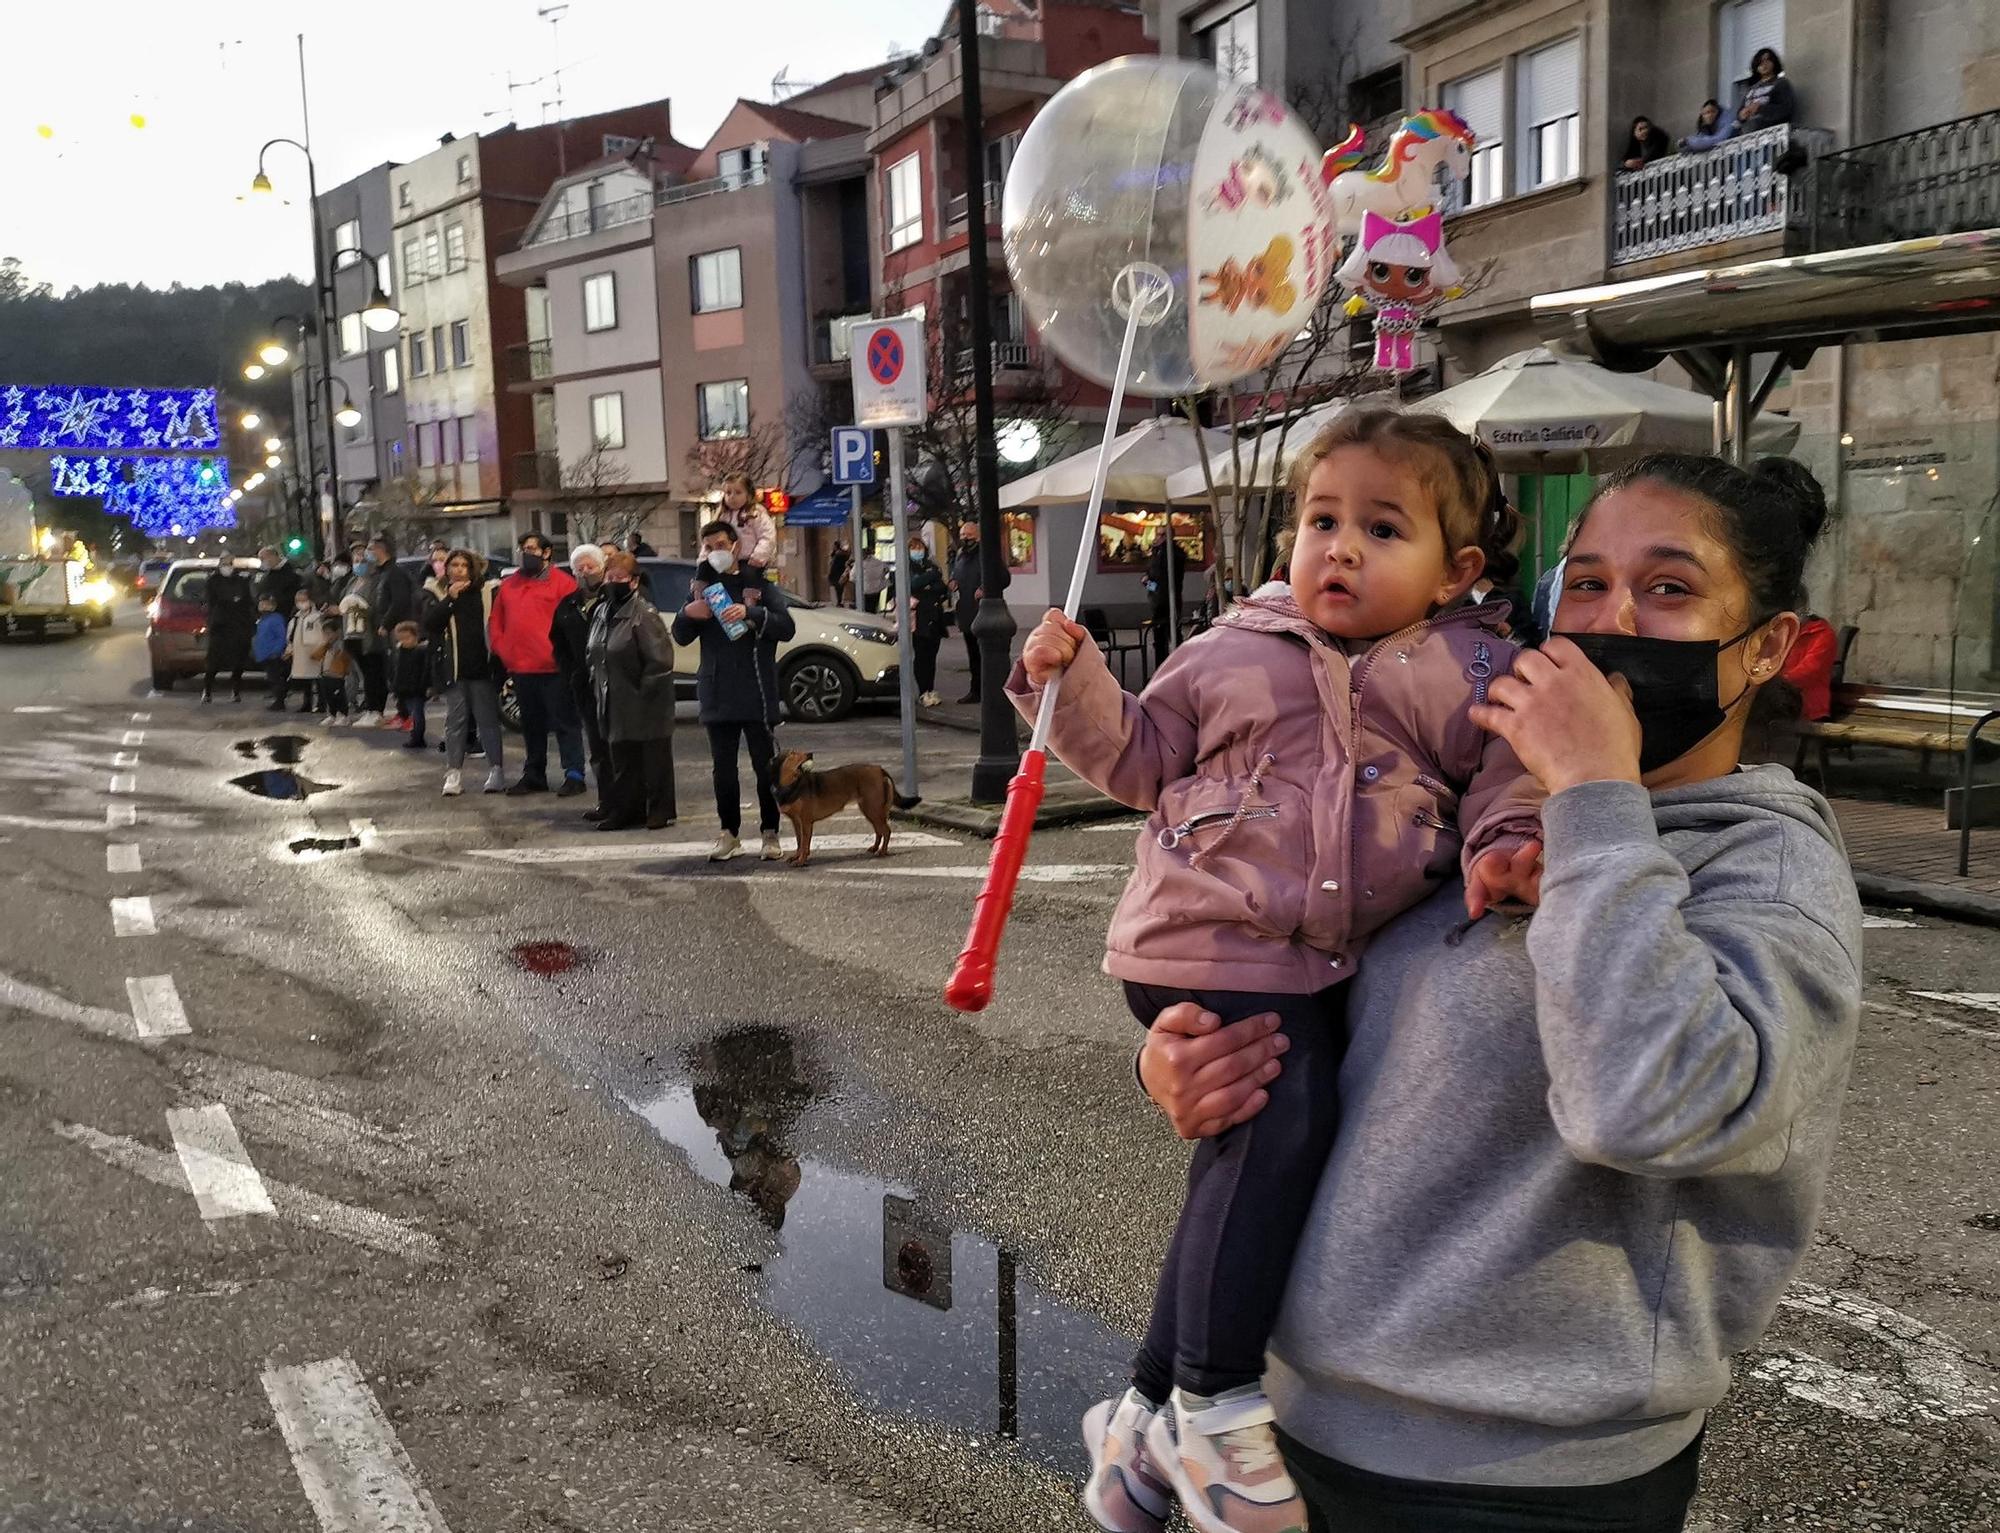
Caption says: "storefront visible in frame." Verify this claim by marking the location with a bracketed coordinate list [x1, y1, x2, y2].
[1000, 502, 1208, 626]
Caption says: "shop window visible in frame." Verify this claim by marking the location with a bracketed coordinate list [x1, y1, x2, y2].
[1096, 506, 1209, 574]
[1005, 510, 1037, 572]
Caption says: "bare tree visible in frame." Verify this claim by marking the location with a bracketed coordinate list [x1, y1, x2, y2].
[554, 441, 671, 548]
[681, 404, 823, 502]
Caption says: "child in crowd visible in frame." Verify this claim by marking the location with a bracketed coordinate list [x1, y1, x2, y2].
[390, 619, 433, 750]
[282, 590, 324, 714]
[1013, 408, 1544, 1533]
[252, 595, 290, 712]
[316, 616, 351, 726]
[717, 472, 778, 569]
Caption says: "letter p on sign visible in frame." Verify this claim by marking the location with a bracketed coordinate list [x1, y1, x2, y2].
[831, 426, 874, 486]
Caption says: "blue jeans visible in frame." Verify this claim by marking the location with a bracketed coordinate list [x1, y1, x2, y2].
[512, 671, 584, 785]
[1125, 982, 1345, 1401]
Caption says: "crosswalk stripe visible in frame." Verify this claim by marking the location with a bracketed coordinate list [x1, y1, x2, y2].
[110, 896, 156, 936]
[121, 730, 146, 746]
[112, 751, 139, 767]
[166, 1105, 277, 1220]
[107, 843, 142, 874]
[107, 804, 137, 828]
[126, 975, 191, 1038]
[108, 774, 136, 795]
[263, 1357, 451, 1533]
[467, 829, 959, 864]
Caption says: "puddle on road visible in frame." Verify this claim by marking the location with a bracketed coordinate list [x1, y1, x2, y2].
[287, 835, 362, 858]
[628, 1024, 1130, 1468]
[233, 734, 310, 765]
[231, 770, 334, 800]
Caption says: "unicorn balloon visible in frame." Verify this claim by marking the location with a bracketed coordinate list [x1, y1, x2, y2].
[1336, 209, 1462, 372]
[1320, 109, 1476, 234]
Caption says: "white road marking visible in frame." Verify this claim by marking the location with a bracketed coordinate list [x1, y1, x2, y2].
[106, 804, 136, 828]
[348, 818, 376, 842]
[1749, 1281, 2000, 1424]
[130, 711, 151, 723]
[468, 829, 960, 864]
[1079, 819, 1147, 833]
[866, 863, 1125, 883]
[112, 751, 139, 768]
[0, 812, 113, 833]
[11, 706, 64, 714]
[1862, 915, 1919, 929]
[110, 896, 157, 937]
[1905, 991, 2000, 1042]
[263, 1357, 451, 1533]
[166, 1104, 277, 1220]
[126, 975, 191, 1038]
[0, 971, 136, 1041]
[121, 730, 146, 746]
[108, 774, 135, 795]
[107, 843, 142, 874]
[53, 1120, 439, 1262]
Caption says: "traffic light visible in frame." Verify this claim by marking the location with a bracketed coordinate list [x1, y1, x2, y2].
[284, 535, 306, 556]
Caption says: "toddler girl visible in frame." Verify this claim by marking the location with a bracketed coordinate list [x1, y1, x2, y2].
[716, 472, 778, 569]
[1011, 408, 1544, 1533]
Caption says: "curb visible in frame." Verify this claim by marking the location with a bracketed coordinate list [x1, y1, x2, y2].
[1853, 869, 2000, 928]
[895, 789, 1133, 839]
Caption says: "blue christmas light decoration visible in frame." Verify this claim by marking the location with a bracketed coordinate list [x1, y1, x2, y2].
[0, 384, 220, 451]
[50, 453, 234, 536]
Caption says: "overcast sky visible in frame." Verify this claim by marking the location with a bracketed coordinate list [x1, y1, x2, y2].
[0, 0, 948, 293]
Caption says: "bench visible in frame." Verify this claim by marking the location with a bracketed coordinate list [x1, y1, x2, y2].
[1794, 683, 2000, 788]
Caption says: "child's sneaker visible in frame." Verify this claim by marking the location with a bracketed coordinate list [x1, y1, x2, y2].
[1144, 1387, 1305, 1533]
[1080, 1390, 1172, 1533]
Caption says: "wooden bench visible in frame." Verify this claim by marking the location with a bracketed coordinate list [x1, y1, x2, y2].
[1794, 683, 2000, 789]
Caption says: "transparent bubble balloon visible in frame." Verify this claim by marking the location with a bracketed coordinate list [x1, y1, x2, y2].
[1002, 55, 1340, 398]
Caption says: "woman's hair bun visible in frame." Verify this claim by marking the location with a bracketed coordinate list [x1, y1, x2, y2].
[1750, 456, 1829, 545]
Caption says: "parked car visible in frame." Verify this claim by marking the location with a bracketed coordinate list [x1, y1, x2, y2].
[131, 557, 176, 600]
[144, 558, 265, 691]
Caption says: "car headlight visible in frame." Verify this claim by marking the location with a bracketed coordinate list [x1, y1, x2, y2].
[840, 623, 898, 645]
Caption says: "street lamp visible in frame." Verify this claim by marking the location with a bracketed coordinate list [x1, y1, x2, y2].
[243, 362, 267, 381]
[258, 338, 291, 367]
[263, 436, 284, 452]
[266, 453, 283, 468]
[252, 133, 338, 560]
[240, 411, 262, 430]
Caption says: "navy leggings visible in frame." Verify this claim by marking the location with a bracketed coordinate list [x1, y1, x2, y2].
[1126, 982, 1344, 1402]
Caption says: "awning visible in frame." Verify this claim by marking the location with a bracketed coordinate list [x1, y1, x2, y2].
[1001, 417, 1229, 508]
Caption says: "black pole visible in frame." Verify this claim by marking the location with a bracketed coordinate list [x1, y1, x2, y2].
[959, 0, 1018, 804]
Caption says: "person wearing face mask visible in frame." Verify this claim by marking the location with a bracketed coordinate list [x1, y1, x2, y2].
[553, 544, 614, 822]
[489, 532, 587, 796]
[424, 548, 507, 794]
[1133, 453, 1858, 1533]
[887, 533, 951, 707]
[257, 544, 303, 613]
[587, 551, 677, 831]
[672, 521, 796, 861]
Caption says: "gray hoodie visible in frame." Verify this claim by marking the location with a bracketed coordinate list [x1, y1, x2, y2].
[1266, 767, 1862, 1486]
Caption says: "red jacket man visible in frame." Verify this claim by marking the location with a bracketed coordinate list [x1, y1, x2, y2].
[488, 534, 588, 795]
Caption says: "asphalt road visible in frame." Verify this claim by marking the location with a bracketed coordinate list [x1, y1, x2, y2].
[1, 604, 1996, 1532]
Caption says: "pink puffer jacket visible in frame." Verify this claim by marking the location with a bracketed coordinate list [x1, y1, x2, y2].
[1007, 585, 1543, 994]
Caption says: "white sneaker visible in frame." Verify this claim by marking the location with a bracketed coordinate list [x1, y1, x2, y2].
[319, 713, 338, 728]
[1081, 1390, 1172, 1533]
[1144, 1387, 1305, 1533]
[482, 767, 506, 793]
[353, 710, 382, 727]
[441, 770, 463, 797]
[760, 830, 784, 861]
[920, 691, 943, 708]
[709, 832, 741, 862]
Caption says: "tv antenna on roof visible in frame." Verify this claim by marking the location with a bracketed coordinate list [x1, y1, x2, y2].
[538, 3, 571, 172]
[770, 66, 821, 100]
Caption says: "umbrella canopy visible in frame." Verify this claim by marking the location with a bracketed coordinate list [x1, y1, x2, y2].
[1410, 347, 1799, 465]
[1161, 398, 1356, 504]
[999, 417, 1232, 508]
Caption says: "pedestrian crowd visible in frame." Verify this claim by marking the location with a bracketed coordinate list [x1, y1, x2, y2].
[1623, 48, 1802, 173]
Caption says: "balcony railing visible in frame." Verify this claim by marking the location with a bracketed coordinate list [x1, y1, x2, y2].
[521, 193, 653, 248]
[951, 339, 1037, 377]
[511, 451, 561, 492]
[657, 161, 771, 208]
[1611, 123, 1833, 266]
[504, 339, 553, 386]
[1808, 109, 2000, 252]
[811, 312, 873, 366]
[945, 182, 1002, 229]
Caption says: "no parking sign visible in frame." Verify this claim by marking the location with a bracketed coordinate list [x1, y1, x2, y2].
[849, 315, 926, 429]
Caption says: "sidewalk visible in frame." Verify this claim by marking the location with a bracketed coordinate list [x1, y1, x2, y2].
[1832, 794, 2000, 924]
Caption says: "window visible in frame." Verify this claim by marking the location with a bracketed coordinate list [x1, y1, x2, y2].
[382, 346, 400, 396]
[450, 319, 471, 368]
[691, 248, 743, 313]
[603, 133, 641, 157]
[455, 154, 472, 185]
[590, 391, 626, 450]
[1719, 0, 1785, 105]
[1348, 65, 1403, 129]
[1521, 36, 1581, 189]
[444, 224, 467, 272]
[696, 379, 750, 440]
[1195, 3, 1259, 85]
[408, 332, 428, 376]
[717, 144, 769, 189]
[1004, 510, 1036, 572]
[439, 417, 459, 464]
[401, 238, 424, 286]
[388, 439, 405, 480]
[332, 220, 361, 268]
[885, 154, 923, 251]
[1442, 66, 1506, 207]
[1096, 507, 1209, 574]
[458, 415, 479, 462]
[977, 8, 1004, 36]
[984, 130, 1021, 195]
[423, 230, 441, 279]
[397, 181, 411, 209]
[430, 325, 445, 370]
[338, 312, 364, 357]
[376, 252, 394, 297]
[415, 422, 436, 468]
[583, 271, 618, 331]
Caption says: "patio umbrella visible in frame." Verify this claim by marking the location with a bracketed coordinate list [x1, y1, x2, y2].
[1161, 397, 1355, 504]
[1410, 347, 1800, 466]
[999, 416, 1231, 508]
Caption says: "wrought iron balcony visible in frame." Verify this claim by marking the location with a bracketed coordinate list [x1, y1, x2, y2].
[1808, 109, 2000, 252]
[521, 193, 653, 248]
[950, 339, 1037, 377]
[1611, 122, 1833, 267]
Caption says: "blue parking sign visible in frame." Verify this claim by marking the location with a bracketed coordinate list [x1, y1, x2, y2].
[831, 426, 874, 486]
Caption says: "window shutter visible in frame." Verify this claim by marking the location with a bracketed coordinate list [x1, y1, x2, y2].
[1443, 66, 1505, 144]
[1720, 0, 1785, 99]
[1522, 36, 1580, 126]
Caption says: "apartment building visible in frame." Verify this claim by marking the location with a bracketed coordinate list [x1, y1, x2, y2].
[389, 100, 677, 553]
[306, 163, 408, 522]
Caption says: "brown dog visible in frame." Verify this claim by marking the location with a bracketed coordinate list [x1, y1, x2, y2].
[772, 749, 919, 866]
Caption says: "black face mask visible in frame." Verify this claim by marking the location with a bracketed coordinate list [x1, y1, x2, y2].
[606, 580, 634, 606]
[519, 552, 545, 577]
[1560, 628, 1757, 774]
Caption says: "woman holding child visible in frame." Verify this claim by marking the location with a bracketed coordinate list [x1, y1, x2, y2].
[1022, 409, 1861, 1533]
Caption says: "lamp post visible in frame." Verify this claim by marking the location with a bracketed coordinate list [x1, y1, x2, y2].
[957, 0, 1017, 804]
[253, 312, 318, 554]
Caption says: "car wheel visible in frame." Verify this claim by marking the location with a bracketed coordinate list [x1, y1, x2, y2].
[781, 653, 858, 723]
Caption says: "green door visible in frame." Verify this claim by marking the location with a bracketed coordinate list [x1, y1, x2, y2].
[1517, 472, 1595, 589]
